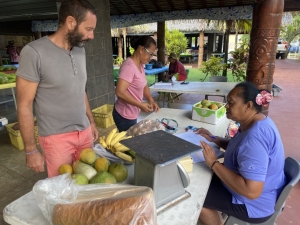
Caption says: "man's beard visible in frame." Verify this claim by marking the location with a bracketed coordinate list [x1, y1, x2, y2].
[67, 27, 90, 48]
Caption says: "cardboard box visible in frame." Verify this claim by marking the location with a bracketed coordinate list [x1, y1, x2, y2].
[92, 104, 115, 128]
[6, 123, 39, 150]
[192, 101, 226, 124]
[178, 155, 193, 173]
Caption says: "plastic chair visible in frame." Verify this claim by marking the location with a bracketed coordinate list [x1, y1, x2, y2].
[204, 76, 227, 103]
[224, 157, 300, 225]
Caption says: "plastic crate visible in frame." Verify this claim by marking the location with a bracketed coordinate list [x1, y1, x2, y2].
[192, 101, 226, 124]
[6, 123, 39, 150]
[92, 104, 115, 128]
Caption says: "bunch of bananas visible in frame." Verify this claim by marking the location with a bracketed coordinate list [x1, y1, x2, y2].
[99, 128, 135, 162]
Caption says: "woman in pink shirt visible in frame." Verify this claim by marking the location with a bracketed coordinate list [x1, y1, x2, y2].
[113, 36, 160, 131]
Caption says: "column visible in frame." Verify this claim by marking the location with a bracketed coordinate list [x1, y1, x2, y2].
[84, 0, 115, 109]
[247, 0, 284, 92]
[157, 21, 166, 82]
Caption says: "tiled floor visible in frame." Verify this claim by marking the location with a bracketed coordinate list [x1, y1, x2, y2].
[0, 59, 299, 225]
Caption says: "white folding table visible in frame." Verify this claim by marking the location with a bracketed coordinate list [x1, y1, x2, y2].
[150, 81, 239, 107]
[3, 108, 230, 225]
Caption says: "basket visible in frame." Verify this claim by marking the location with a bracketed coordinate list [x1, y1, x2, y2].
[6, 123, 39, 150]
[92, 104, 115, 128]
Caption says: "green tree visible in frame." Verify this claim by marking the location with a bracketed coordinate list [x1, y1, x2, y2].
[280, 14, 300, 57]
[200, 56, 227, 81]
[165, 29, 187, 58]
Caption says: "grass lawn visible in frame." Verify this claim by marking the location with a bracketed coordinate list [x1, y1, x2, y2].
[146, 68, 243, 86]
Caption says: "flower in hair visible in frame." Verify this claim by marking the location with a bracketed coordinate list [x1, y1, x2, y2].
[256, 90, 273, 107]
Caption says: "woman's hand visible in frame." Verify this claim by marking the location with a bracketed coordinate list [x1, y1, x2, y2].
[195, 128, 215, 142]
[201, 141, 218, 169]
[149, 101, 160, 112]
[139, 102, 155, 112]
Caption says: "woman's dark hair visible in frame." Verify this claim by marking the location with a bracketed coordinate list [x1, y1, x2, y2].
[234, 82, 270, 112]
[130, 36, 156, 50]
[59, 0, 96, 26]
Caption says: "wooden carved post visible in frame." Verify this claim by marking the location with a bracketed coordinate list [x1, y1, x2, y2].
[247, 0, 284, 112]
[198, 30, 204, 68]
[157, 21, 165, 82]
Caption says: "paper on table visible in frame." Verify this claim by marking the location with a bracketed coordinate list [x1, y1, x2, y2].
[175, 132, 224, 163]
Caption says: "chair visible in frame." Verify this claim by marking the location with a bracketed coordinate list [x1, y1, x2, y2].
[224, 157, 300, 225]
[204, 76, 227, 103]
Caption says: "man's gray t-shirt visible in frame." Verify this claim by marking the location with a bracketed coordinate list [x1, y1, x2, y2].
[17, 36, 90, 136]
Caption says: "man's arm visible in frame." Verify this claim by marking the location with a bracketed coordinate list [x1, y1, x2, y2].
[17, 76, 45, 172]
[85, 93, 98, 141]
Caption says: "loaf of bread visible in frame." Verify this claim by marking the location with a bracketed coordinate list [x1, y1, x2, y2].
[52, 186, 156, 225]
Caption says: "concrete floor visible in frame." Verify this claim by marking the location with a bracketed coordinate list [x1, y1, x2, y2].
[0, 59, 299, 225]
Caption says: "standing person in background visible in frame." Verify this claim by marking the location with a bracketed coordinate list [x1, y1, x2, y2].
[166, 53, 187, 81]
[16, 0, 98, 178]
[6, 41, 20, 64]
[113, 36, 160, 132]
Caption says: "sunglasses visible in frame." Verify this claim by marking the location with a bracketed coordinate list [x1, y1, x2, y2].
[145, 47, 156, 57]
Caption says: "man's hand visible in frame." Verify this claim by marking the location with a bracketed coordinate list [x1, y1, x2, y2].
[26, 151, 45, 173]
[91, 122, 99, 142]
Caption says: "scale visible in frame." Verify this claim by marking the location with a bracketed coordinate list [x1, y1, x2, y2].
[120, 130, 201, 214]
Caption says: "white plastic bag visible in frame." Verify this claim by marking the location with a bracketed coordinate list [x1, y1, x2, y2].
[127, 119, 165, 137]
[93, 143, 123, 163]
[33, 174, 157, 225]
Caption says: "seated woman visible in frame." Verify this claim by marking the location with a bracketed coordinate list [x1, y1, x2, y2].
[197, 82, 286, 225]
[166, 53, 187, 81]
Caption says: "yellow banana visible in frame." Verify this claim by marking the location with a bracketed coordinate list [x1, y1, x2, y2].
[110, 131, 127, 147]
[99, 136, 108, 148]
[115, 152, 133, 162]
[106, 128, 118, 148]
[114, 145, 130, 152]
[120, 135, 132, 140]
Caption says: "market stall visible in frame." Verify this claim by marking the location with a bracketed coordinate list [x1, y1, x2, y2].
[3, 108, 230, 225]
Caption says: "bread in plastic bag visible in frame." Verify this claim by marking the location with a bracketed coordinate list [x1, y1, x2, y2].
[127, 119, 165, 137]
[33, 173, 157, 225]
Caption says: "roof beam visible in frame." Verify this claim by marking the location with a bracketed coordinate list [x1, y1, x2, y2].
[135, 0, 147, 12]
[219, 0, 225, 6]
[110, 2, 122, 15]
[284, 1, 300, 11]
[119, 0, 135, 14]
[200, 0, 207, 7]
[183, 0, 191, 9]
[152, 1, 161, 11]
[167, 0, 175, 10]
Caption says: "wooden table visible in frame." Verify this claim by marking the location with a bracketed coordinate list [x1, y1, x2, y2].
[3, 108, 230, 225]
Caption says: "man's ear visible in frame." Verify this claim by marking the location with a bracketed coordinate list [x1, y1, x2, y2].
[66, 16, 77, 30]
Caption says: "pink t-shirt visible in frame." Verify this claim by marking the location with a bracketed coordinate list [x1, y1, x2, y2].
[115, 57, 147, 120]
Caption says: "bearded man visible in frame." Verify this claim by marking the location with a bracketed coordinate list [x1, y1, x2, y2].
[16, 0, 98, 177]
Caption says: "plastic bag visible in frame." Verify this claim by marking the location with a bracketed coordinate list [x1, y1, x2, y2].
[33, 174, 157, 225]
[127, 119, 165, 137]
[93, 143, 123, 163]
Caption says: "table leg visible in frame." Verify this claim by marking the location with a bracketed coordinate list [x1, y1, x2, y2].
[11, 87, 17, 110]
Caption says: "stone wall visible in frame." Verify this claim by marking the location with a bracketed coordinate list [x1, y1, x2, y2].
[85, 0, 115, 110]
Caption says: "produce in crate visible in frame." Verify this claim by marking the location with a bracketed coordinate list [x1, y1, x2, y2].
[99, 128, 135, 163]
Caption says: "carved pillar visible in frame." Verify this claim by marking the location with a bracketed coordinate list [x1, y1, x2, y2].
[157, 21, 165, 82]
[247, 0, 284, 92]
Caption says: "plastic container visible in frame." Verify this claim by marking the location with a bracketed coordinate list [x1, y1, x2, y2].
[145, 64, 153, 70]
[6, 123, 39, 150]
[92, 104, 115, 128]
[192, 101, 226, 124]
